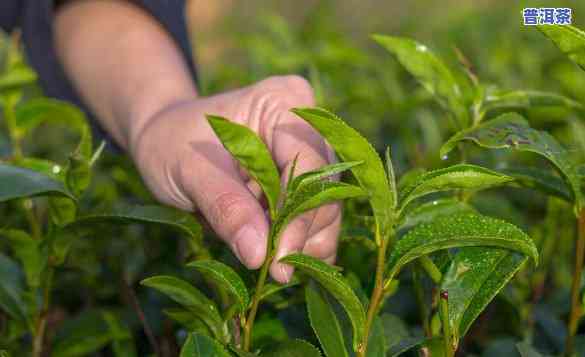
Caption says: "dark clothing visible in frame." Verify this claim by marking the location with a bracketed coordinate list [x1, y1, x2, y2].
[0, 0, 196, 144]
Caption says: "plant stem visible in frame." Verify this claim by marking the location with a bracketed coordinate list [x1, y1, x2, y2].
[419, 256, 442, 284]
[357, 237, 390, 357]
[243, 254, 272, 351]
[32, 268, 53, 357]
[122, 275, 161, 357]
[565, 208, 585, 356]
[439, 290, 454, 357]
[413, 267, 431, 337]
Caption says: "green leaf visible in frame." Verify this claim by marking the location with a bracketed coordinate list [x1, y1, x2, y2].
[0, 64, 36, 91]
[207, 115, 281, 218]
[0, 163, 75, 202]
[386, 213, 537, 280]
[187, 260, 249, 313]
[1, 229, 46, 288]
[398, 198, 476, 231]
[262, 339, 323, 357]
[380, 313, 410, 353]
[280, 253, 365, 351]
[141, 276, 224, 340]
[0, 253, 28, 324]
[373, 35, 468, 127]
[305, 282, 349, 357]
[14, 98, 91, 159]
[483, 89, 583, 112]
[292, 108, 393, 241]
[441, 247, 528, 340]
[65, 204, 202, 242]
[516, 342, 544, 357]
[501, 167, 572, 202]
[441, 113, 583, 211]
[229, 346, 257, 357]
[366, 317, 386, 357]
[387, 337, 427, 357]
[180, 332, 231, 357]
[13, 157, 65, 180]
[164, 308, 213, 336]
[398, 164, 513, 212]
[385, 147, 398, 211]
[538, 25, 585, 71]
[102, 312, 137, 357]
[259, 277, 300, 301]
[288, 161, 362, 194]
[52, 310, 113, 357]
[273, 181, 365, 244]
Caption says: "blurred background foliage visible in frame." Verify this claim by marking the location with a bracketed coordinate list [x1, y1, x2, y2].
[1, 0, 585, 355]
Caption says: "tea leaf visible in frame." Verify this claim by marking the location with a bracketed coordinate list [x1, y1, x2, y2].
[0, 229, 46, 288]
[398, 198, 476, 231]
[0, 64, 36, 91]
[306, 282, 349, 357]
[386, 213, 537, 280]
[229, 346, 257, 357]
[207, 115, 281, 218]
[366, 317, 386, 357]
[373, 35, 468, 127]
[15, 98, 92, 159]
[180, 332, 231, 357]
[387, 337, 428, 357]
[263, 339, 323, 357]
[164, 308, 213, 335]
[0, 163, 75, 202]
[483, 89, 582, 112]
[187, 260, 249, 313]
[65, 204, 202, 241]
[13, 158, 64, 180]
[273, 181, 366, 244]
[538, 25, 585, 71]
[441, 113, 583, 211]
[380, 313, 410, 353]
[399, 164, 513, 212]
[280, 253, 365, 351]
[259, 277, 300, 301]
[52, 310, 113, 357]
[502, 167, 571, 202]
[386, 147, 398, 210]
[441, 247, 528, 340]
[292, 108, 393, 241]
[141, 276, 224, 340]
[0, 253, 28, 324]
[102, 312, 137, 357]
[288, 161, 362, 194]
[516, 342, 544, 357]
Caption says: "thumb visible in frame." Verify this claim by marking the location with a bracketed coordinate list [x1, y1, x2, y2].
[181, 142, 270, 269]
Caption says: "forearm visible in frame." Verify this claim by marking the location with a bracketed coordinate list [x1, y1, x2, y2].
[54, 0, 197, 150]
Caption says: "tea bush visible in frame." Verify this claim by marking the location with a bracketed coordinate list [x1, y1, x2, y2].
[1, 11, 585, 357]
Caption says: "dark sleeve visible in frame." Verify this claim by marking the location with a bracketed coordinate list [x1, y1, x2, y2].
[20, 0, 198, 145]
[0, 1, 23, 32]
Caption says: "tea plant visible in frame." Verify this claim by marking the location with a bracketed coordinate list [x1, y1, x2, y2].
[2, 13, 585, 357]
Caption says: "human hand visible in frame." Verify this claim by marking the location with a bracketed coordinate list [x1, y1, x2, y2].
[129, 76, 340, 283]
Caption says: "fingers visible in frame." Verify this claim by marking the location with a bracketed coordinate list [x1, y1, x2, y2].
[241, 75, 345, 283]
[180, 137, 270, 270]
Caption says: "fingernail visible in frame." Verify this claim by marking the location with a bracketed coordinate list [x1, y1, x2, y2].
[234, 225, 265, 269]
[280, 264, 294, 283]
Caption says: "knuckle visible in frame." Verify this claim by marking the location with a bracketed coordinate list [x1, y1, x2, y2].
[256, 75, 315, 104]
[209, 192, 252, 233]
